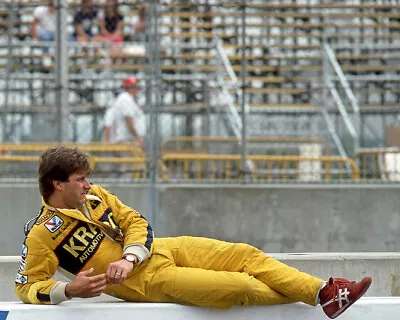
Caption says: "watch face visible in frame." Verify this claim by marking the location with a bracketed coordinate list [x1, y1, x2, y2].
[124, 255, 135, 262]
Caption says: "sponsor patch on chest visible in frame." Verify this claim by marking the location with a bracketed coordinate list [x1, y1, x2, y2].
[45, 215, 64, 233]
[55, 222, 105, 274]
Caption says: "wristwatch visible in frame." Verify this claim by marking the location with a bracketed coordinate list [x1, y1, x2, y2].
[123, 254, 138, 264]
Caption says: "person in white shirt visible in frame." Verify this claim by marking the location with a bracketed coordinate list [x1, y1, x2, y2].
[104, 76, 145, 149]
[31, 0, 56, 42]
[103, 76, 146, 178]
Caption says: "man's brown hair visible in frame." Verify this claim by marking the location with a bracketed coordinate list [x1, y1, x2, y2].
[38, 145, 91, 202]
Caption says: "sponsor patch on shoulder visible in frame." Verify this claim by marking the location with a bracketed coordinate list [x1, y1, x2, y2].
[15, 273, 28, 284]
[21, 244, 27, 259]
[36, 209, 56, 225]
[18, 260, 27, 272]
[45, 215, 64, 233]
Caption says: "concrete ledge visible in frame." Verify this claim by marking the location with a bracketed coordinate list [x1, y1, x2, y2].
[2, 253, 400, 301]
[0, 298, 399, 320]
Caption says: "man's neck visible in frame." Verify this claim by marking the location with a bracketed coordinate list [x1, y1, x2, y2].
[47, 196, 73, 210]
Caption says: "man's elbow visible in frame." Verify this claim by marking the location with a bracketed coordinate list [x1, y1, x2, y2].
[14, 284, 32, 304]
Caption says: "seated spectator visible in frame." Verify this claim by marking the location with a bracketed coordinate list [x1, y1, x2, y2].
[73, 0, 98, 43]
[130, 4, 147, 42]
[31, 0, 56, 42]
[97, 0, 124, 45]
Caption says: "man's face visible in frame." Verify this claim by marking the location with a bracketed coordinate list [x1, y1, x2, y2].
[48, 0, 55, 11]
[82, 0, 93, 13]
[127, 85, 139, 96]
[58, 172, 91, 209]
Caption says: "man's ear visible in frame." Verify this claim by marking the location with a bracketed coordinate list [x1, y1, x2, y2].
[52, 180, 64, 191]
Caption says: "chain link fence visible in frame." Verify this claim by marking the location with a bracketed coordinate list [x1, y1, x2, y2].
[1, 0, 400, 183]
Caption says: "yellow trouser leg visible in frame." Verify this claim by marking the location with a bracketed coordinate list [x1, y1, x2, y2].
[157, 236, 323, 306]
[149, 265, 293, 308]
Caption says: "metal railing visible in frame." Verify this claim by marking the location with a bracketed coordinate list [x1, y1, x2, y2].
[161, 136, 332, 156]
[322, 41, 360, 157]
[161, 154, 359, 182]
[0, 142, 144, 155]
[0, 142, 147, 179]
[354, 148, 400, 181]
[215, 38, 245, 139]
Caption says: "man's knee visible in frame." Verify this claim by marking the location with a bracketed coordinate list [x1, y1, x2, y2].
[234, 243, 262, 259]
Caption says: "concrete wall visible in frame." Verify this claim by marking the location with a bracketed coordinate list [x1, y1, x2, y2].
[2, 253, 400, 301]
[156, 184, 400, 253]
[1, 184, 400, 255]
[2, 298, 400, 320]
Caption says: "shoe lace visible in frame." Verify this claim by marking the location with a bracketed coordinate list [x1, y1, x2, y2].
[328, 277, 354, 309]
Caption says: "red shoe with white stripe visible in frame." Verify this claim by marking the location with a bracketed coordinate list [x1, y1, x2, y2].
[319, 276, 372, 319]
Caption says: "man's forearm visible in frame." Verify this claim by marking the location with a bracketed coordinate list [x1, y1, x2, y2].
[31, 22, 38, 39]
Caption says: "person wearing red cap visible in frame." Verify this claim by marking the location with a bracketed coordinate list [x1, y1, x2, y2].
[104, 76, 145, 147]
[103, 76, 145, 176]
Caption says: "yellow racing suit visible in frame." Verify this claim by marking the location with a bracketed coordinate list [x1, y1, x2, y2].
[15, 184, 324, 308]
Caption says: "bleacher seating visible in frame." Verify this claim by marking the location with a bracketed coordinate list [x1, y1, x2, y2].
[3, 1, 400, 106]
[2, 0, 400, 174]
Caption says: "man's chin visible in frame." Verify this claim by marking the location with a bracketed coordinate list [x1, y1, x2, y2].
[78, 197, 86, 207]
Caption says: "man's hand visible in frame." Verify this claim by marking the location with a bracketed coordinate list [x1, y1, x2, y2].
[65, 268, 107, 298]
[138, 137, 146, 150]
[106, 256, 137, 285]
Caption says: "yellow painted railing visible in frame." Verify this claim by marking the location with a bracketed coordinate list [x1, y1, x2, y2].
[0, 143, 361, 181]
[354, 148, 400, 181]
[162, 154, 359, 181]
[161, 136, 332, 156]
[0, 142, 144, 157]
[0, 143, 146, 179]
[0, 154, 147, 179]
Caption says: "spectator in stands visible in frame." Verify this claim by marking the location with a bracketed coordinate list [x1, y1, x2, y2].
[202, 3, 213, 34]
[73, 0, 98, 44]
[15, 144, 372, 320]
[31, 0, 56, 43]
[103, 76, 145, 149]
[129, 4, 147, 42]
[97, 0, 124, 45]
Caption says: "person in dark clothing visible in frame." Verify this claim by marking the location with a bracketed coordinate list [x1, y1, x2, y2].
[98, 0, 124, 44]
[73, 0, 98, 43]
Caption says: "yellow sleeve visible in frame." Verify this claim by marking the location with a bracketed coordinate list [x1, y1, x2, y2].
[14, 235, 65, 304]
[97, 185, 154, 263]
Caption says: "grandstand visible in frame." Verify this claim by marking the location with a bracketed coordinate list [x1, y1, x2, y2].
[0, 1, 399, 181]
[1, 0, 400, 184]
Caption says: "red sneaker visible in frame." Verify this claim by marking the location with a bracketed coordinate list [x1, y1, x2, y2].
[319, 276, 372, 319]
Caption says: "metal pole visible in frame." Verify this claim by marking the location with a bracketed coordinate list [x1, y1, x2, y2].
[55, 0, 69, 142]
[3, 0, 16, 142]
[240, 0, 248, 180]
[146, 0, 161, 229]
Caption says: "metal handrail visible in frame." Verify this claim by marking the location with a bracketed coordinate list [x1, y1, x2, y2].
[162, 154, 360, 181]
[161, 136, 333, 156]
[215, 38, 242, 138]
[354, 148, 400, 180]
[0, 142, 145, 156]
[322, 42, 360, 155]
[324, 42, 360, 115]
[215, 37, 253, 172]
